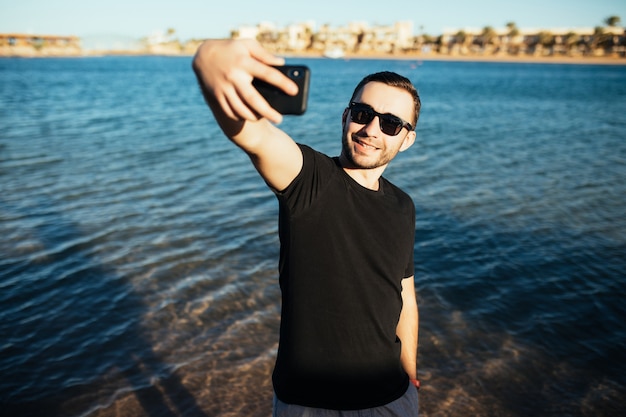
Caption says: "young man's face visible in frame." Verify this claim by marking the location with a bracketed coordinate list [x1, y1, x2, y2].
[341, 82, 416, 170]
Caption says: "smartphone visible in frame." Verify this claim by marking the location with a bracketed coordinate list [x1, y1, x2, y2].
[253, 65, 310, 115]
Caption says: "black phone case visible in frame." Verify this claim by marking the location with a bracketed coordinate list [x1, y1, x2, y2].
[253, 65, 310, 115]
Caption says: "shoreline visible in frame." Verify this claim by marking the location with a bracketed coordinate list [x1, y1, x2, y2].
[2, 50, 625, 66]
[283, 51, 626, 66]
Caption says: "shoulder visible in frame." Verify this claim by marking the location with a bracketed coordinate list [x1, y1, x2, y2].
[298, 143, 334, 164]
[276, 144, 339, 200]
[297, 143, 341, 176]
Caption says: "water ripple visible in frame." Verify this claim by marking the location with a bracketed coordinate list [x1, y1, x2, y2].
[1, 57, 625, 416]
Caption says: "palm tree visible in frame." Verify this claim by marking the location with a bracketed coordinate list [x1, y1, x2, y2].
[354, 30, 365, 53]
[563, 32, 581, 56]
[453, 30, 469, 54]
[526, 31, 553, 56]
[506, 21, 519, 36]
[480, 26, 497, 53]
[538, 31, 554, 47]
[455, 30, 467, 45]
[585, 26, 606, 55]
[604, 16, 621, 27]
[602, 16, 622, 56]
[165, 28, 178, 48]
[537, 31, 555, 55]
[304, 26, 315, 51]
[505, 21, 521, 54]
[592, 26, 616, 55]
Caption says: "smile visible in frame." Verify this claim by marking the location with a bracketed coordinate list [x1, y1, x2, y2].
[354, 137, 379, 151]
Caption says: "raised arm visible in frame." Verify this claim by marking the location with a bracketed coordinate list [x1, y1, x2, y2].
[192, 39, 304, 191]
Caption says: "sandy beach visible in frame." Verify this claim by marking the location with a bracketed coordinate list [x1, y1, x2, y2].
[284, 50, 626, 65]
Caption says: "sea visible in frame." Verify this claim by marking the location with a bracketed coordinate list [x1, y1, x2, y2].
[1, 55, 625, 417]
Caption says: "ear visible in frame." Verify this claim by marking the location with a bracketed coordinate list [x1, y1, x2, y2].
[342, 107, 349, 128]
[399, 130, 416, 152]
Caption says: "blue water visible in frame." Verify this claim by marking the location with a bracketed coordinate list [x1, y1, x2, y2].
[1, 55, 625, 417]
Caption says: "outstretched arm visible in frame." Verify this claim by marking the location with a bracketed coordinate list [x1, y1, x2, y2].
[192, 39, 303, 191]
[397, 276, 419, 381]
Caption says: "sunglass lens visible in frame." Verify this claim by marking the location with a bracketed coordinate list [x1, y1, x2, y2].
[380, 116, 402, 136]
[352, 105, 373, 124]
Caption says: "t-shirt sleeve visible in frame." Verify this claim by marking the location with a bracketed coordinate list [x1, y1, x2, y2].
[275, 144, 336, 216]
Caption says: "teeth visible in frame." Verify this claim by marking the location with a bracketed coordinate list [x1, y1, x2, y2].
[357, 140, 376, 149]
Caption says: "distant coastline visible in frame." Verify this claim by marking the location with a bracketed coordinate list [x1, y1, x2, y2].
[2, 22, 625, 66]
[2, 45, 624, 66]
[236, 19, 626, 66]
[283, 50, 626, 66]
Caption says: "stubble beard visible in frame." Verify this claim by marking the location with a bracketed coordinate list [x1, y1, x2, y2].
[341, 133, 397, 170]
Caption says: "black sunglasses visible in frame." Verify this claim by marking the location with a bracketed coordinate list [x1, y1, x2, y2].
[348, 102, 413, 136]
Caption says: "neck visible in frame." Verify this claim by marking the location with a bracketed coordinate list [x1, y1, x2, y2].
[338, 154, 386, 191]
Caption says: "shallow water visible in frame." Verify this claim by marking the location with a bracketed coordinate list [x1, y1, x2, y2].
[1, 56, 625, 416]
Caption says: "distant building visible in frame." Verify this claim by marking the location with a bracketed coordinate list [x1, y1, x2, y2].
[441, 26, 626, 57]
[232, 20, 415, 56]
[228, 20, 625, 58]
[0, 33, 81, 56]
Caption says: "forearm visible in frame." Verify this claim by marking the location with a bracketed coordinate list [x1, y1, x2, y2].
[398, 307, 418, 379]
[397, 277, 419, 380]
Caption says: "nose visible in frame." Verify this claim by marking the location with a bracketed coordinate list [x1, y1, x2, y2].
[362, 115, 382, 135]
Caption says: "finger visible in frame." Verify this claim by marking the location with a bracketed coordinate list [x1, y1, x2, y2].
[223, 80, 284, 124]
[223, 87, 263, 122]
[249, 62, 299, 97]
[236, 82, 283, 124]
[214, 93, 239, 121]
[246, 39, 286, 67]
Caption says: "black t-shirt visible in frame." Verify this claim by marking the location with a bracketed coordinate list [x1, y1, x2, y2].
[272, 144, 416, 410]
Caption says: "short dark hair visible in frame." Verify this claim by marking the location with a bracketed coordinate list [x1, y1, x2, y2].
[349, 71, 421, 127]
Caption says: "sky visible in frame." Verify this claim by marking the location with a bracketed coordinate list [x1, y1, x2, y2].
[1, 0, 625, 41]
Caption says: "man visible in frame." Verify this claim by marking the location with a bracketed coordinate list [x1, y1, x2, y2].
[192, 39, 421, 416]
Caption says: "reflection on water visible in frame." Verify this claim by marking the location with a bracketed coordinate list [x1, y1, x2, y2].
[1, 56, 625, 416]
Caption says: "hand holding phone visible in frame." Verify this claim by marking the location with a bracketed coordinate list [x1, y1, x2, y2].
[253, 65, 310, 115]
